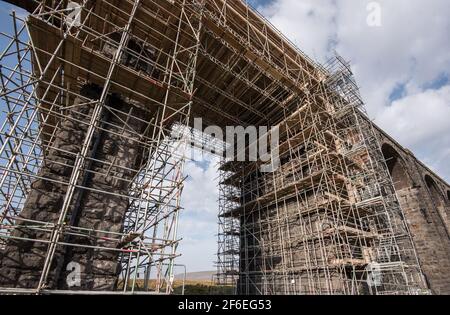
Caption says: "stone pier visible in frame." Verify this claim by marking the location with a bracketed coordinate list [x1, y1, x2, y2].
[0, 84, 150, 290]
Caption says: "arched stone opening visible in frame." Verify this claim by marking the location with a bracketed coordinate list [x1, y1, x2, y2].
[381, 143, 412, 190]
[424, 175, 449, 236]
[447, 190, 450, 202]
[425, 175, 444, 205]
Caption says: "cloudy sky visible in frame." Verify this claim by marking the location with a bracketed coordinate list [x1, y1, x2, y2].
[1, 0, 448, 273]
[178, 0, 450, 272]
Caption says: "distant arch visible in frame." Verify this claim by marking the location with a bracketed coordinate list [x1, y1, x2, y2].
[381, 143, 412, 190]
[425, 175, 444, 205]
[424, 175, 449, 237]
[447, 191, 450, 202]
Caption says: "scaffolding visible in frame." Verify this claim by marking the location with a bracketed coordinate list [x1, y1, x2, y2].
[215, 53, 429, 294]
[0, 0, 430, 295]
[209, 1, 429, 295]
[0, 0, 203, 294]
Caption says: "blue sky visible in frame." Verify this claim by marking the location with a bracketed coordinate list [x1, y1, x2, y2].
[1, 0, 449, 273]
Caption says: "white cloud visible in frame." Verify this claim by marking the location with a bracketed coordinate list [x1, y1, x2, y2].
[259, 0, 337, 61]
[378, 85, 450, 179]
[256, 0, 450, 182]
[380, 86, 450, 147]
[182, 157, 220, 216]
[177, 157, 221, 272]
[334, 0, 450, 114]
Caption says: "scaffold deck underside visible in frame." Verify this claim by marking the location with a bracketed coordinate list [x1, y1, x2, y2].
[0, 0, 428, 295]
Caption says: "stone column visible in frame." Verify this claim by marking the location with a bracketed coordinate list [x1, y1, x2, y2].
[0, 84, 150, 291]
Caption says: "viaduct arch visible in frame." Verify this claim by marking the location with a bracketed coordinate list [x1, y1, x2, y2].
[0, 0, 448, 295]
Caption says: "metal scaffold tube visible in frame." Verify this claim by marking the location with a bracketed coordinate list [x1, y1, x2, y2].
[0, 0, 204, 294]
[0, 0, 433, 295]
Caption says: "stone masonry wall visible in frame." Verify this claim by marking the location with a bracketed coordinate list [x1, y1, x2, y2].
[0, 84, 150, 291]
[377, 130, 450, 295]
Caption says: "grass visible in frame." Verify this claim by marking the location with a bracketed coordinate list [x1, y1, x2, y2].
[119, 279, 235, 295]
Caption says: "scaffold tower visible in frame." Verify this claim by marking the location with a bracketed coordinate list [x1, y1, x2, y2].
[0, 0, 429, 295]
